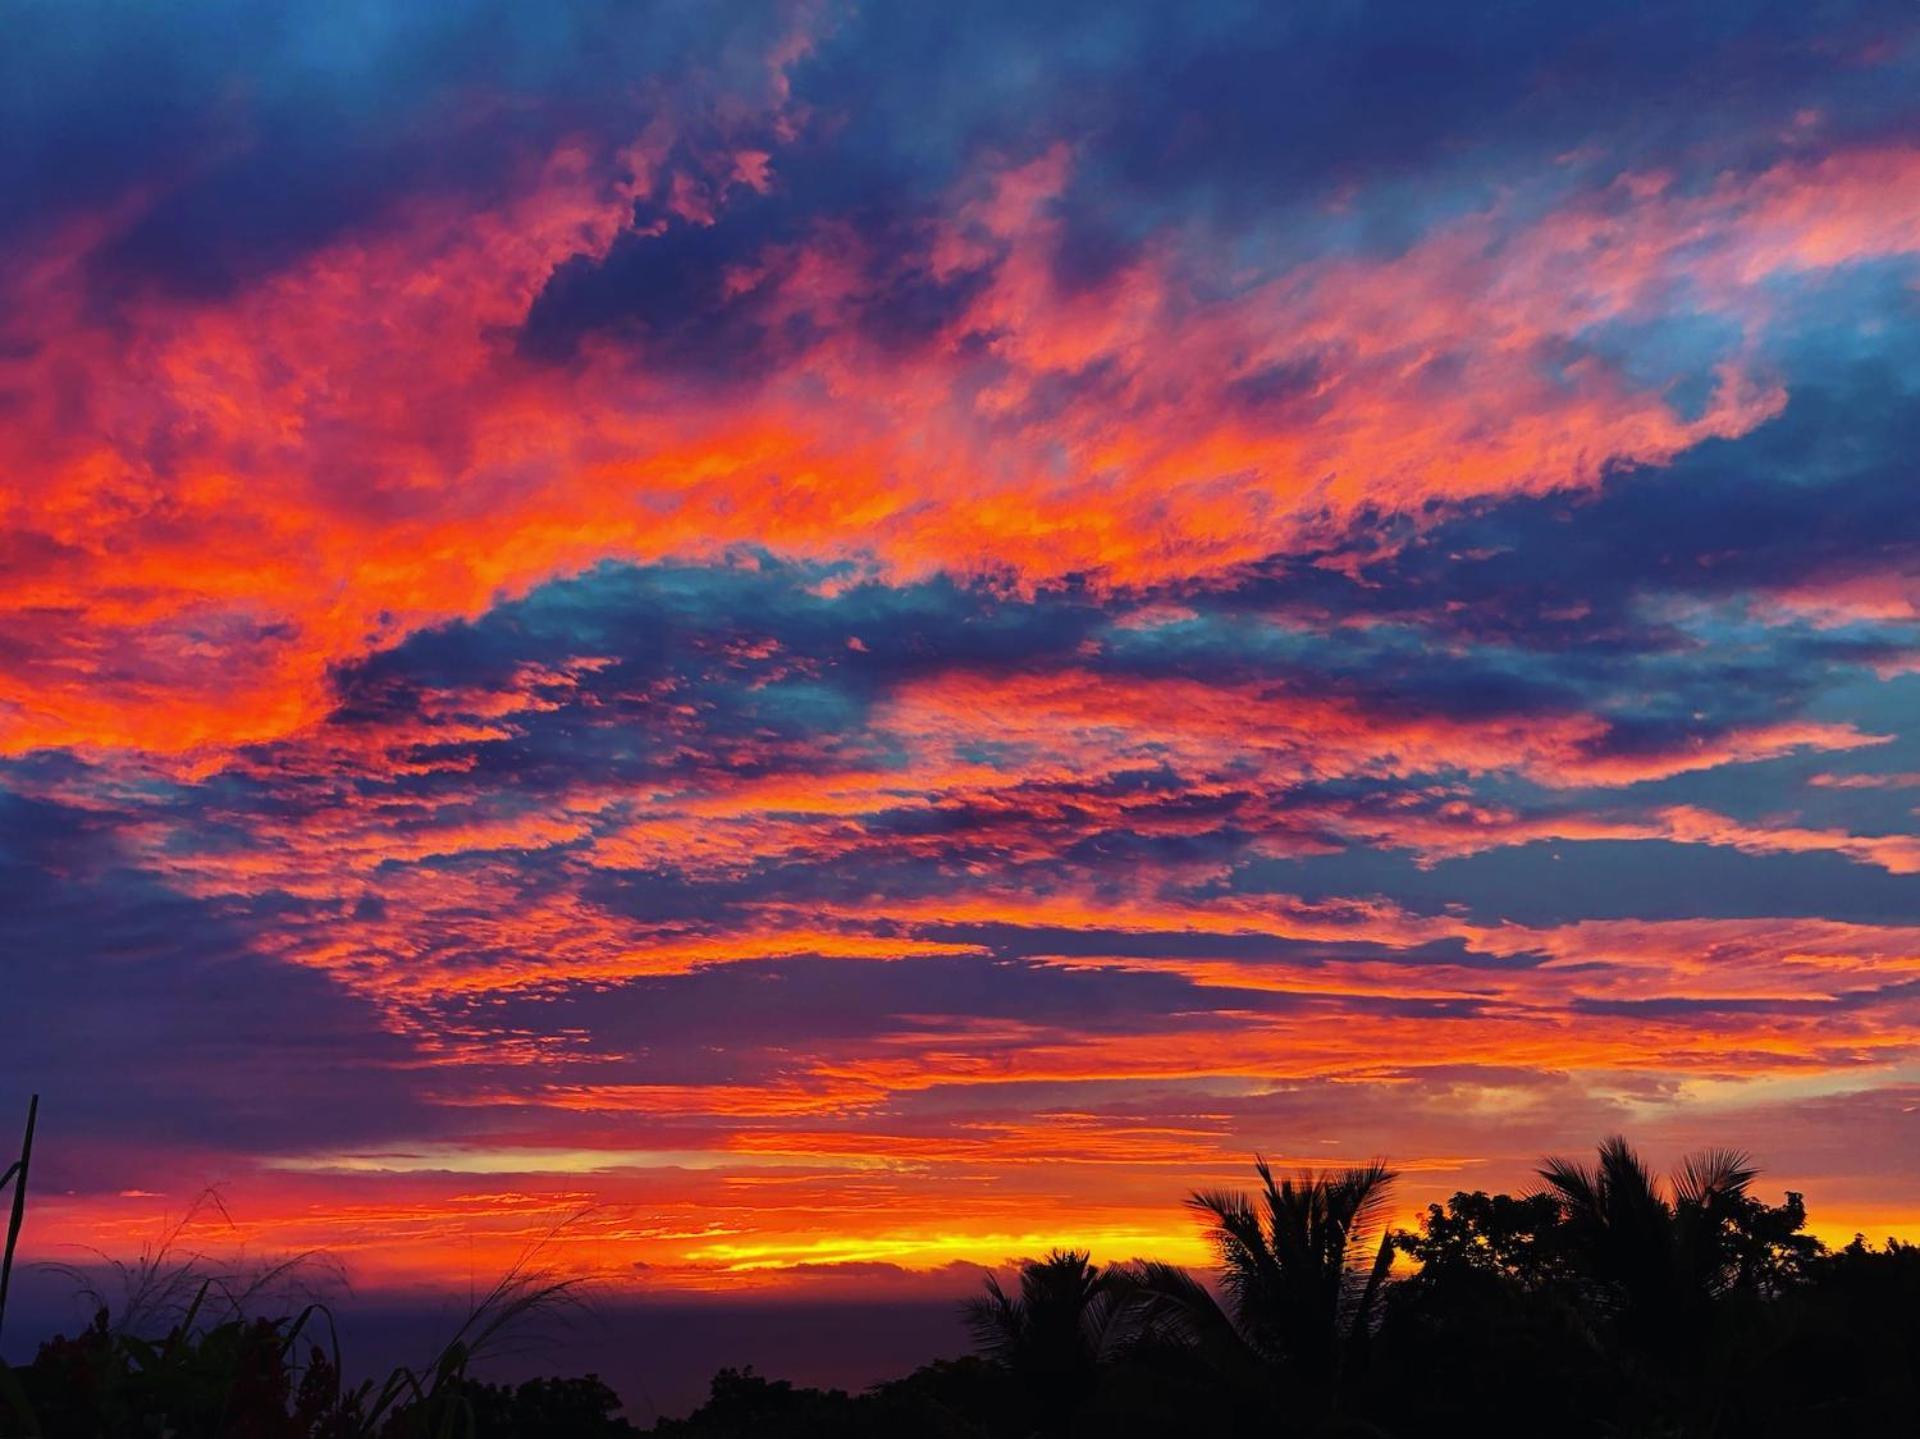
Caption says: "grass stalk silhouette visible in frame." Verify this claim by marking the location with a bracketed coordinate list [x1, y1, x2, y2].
[0, 1094, 37, 1349]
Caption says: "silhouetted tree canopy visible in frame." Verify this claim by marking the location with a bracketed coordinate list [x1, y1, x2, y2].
[4, 1137, 1916, 1437]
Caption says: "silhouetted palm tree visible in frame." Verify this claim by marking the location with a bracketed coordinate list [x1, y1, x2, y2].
[963, 1248, 1122, 1436]
[1536, 1135, 1758, 1342]
[1129, 1157, 1398, 1417]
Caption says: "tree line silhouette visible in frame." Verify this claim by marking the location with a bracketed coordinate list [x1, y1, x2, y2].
[648, 1137, 1920, 1437]
[3, 1118, 1917, 1436]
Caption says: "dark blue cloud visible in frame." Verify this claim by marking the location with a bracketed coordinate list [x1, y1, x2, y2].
[11, 0, 1918, 329]
[519, 0, 1920, 356]
[1205, 319, 1920, 700]
[0, 789, 426, 1150]
[3, 0, 794, 300]
[1239, 839, 1920, 927]
[521, 183, 994, 368]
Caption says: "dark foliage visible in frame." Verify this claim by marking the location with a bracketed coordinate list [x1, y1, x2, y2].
[5, 1137, 1918, 1437]
[633, 1143, 1920, 1437]
[432, 1373, 636, 1437]
[960, 1248, 1120, 1435]
[5, 1307, 356, 1438]
[0, 1309, 637, 1439]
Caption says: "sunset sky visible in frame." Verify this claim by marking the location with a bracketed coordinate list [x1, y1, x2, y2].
[4, 1, 1920, 1303]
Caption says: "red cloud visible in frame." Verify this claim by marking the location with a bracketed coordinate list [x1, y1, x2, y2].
[6, 136, 1920, 757]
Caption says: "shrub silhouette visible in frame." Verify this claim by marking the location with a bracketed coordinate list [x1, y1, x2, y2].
[5, 1124, 1919, 1437]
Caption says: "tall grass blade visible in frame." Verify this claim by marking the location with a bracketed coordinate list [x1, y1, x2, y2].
[0, 1094, 38, 1347]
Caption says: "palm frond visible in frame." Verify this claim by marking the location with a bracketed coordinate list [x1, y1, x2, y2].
[1595, 1136, 1663, 1209]
[1111, 1259, 1257, 1372]
[960, 1272, 1026, 1364]
[1328, 1162, 1398, 1250]
[1348, 1229, 1396, 1345]
[1536, 1154, 1602, 1214]
[1672, 1148, 1757, 1209]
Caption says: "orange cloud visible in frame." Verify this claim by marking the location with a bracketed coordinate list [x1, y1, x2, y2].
[7, 136, 1920, 759]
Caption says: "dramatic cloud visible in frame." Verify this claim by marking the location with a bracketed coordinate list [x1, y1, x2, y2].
[4, 0, 1919, 1292]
